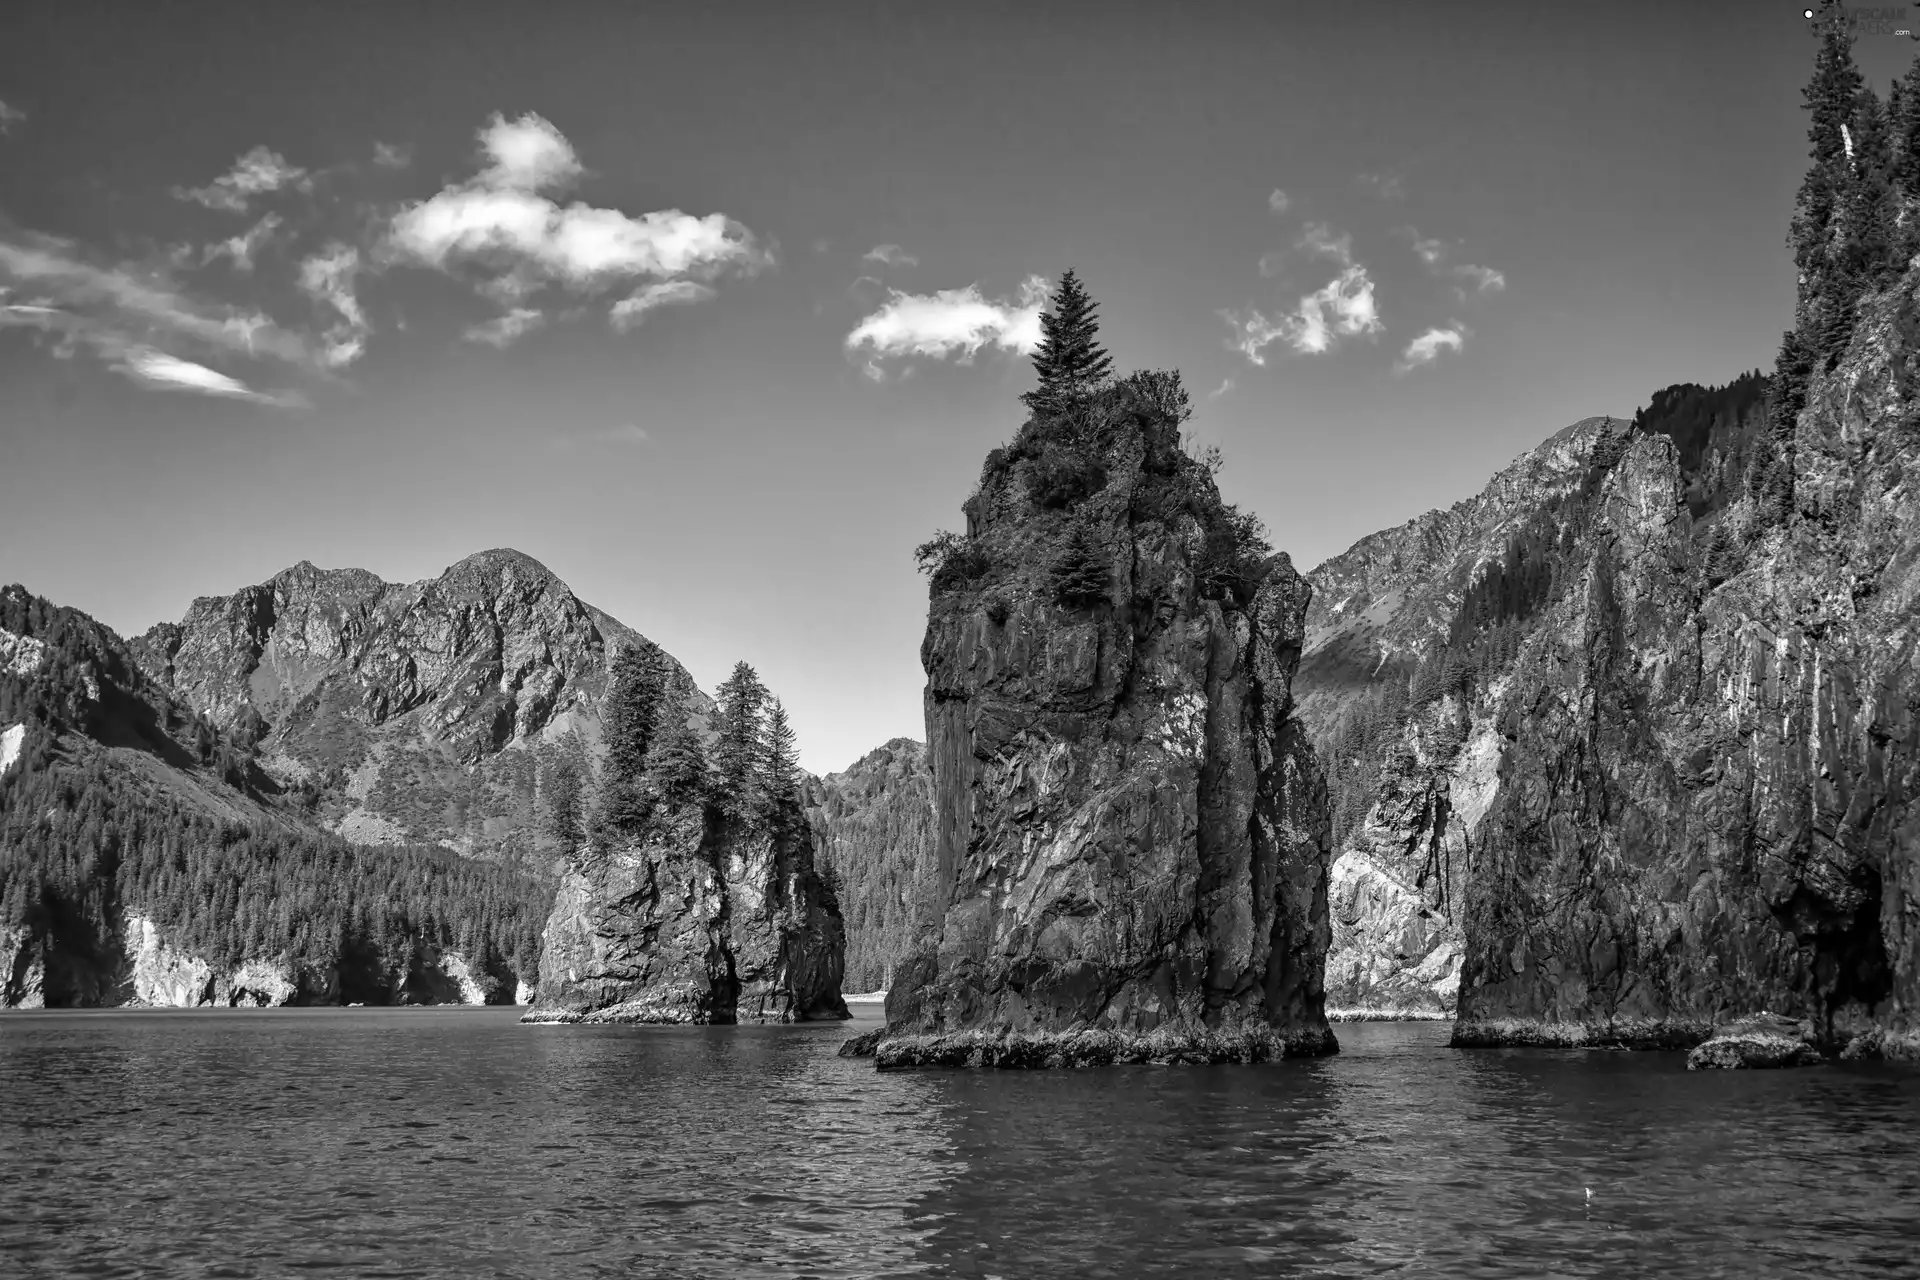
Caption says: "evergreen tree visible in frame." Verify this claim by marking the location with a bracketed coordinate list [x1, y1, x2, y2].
[542, 747, 584, 849]
[1050, 517, 1112, 607]
[645, 690, 708, 806]
[603, 644, 668, 784]
[759, 698, 800, 806]
[1846, 86, 1898, 290]
[713, 661, 770, 813]
[1020, 270, 1114, 416]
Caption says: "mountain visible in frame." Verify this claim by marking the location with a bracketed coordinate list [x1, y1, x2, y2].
[803, 738, 935, 992]
[131, 549, 707, 871]
[0, 583, 547, 1007]
[866, 371, 1335, 1065]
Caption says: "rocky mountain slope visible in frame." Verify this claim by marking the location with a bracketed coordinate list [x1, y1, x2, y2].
[0, 584, 546, 1007]
[872, 373, 1335, 1059]
[132, 549, 706, 871]
[803, 738, 935, 992]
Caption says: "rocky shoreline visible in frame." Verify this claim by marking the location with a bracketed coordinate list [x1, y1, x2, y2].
[838, 1023, 1341, 1071]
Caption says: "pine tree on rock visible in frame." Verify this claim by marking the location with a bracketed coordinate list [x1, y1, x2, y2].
[597, 643, 669, 840]
[714, 660, 770, 815]
[1020, 270, 1114, 417]
[758, 698, 800, 809]
[645, 690, 709, 807]
[1051, 517, 1112, 608]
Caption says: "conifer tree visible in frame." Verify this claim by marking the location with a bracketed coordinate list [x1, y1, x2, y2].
[645, 690, 709, 806]
[603, 644, 668, 784]
[543, 748, 584, 849]
[713, 660, 770, 812]
[759, 698, 800, 806]
[1020, 270, 1114, 416]
[1050, 517, 1112, 607]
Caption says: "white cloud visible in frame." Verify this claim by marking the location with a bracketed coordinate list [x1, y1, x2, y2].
[116, 347, 306, 406]
[1412, 236, 1446, 266]
[1225, 265, 1382, 364]
[1257, 251, 1289, 279]
[297, 243, 369, 368]
[863, 243, 918, 268]
[204, 213, 284, 273]
[609, 279, 715, 331]
[372, 140, 413, 169]
[1208, 377, 1235, 399]
[1454, 263, 1506, 295]
[1298, 222, 1353, 266]
[1394, 324, 1468, 374]
[1267, 188, 1290, 214]
[465, 307, 547, 348]
[174, 146, 311, 213]
[845, 274, 1048, 367]
[0, 101, 25, 136]
[387, 112, 765, 324]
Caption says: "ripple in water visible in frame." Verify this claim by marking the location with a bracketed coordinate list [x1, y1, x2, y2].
[1, 1011, 1915, 1278]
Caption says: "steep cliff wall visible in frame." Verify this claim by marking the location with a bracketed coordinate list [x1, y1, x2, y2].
[803, 738, 936, 992]
[1453, 278, 1920, 1053]
[877, 378, 1334, 1056]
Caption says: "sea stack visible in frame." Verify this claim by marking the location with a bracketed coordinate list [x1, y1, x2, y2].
[870, 367, 1336, 1067]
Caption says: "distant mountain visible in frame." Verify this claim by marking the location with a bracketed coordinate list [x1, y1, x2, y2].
[0, 583, 547, 1008]
[803, 738, 935, 992]
[131, 548, 708, 871]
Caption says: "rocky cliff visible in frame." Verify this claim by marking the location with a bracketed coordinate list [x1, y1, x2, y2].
[1296, 418, 1632, 1013]
[525, 774, 849, 1025]
[803, 738, 936, 992]
[1448, 277, 1920, 1054]
[873, 375, 1335, 1059]
[132, 549, 705, 869]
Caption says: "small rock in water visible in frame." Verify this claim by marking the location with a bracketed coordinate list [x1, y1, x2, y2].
[1685, 1013, 1822, 1070]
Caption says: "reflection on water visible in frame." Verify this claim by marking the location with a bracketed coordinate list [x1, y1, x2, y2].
[1, 1011, 1916, 1278]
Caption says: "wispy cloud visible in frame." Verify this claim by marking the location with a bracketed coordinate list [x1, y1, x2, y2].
[1208, 377, 1235, 399]
[1267, 188, 1291, 215]
[1257, 251, 1289, 279]
[116, 347, 307, 405]
[1453, 263, 1506, 296]
[174, 146, 312, 214]
[465, 306, 546, 348]
[845, 275, 1047, 372]
[1297, 221, 1353, 266]
[0, 101, 25, 136]
[298, 244, 369, 368]
[1225, 265, 1382, 363]
[1394, 324, 1468, 374]
[1411, 235, 1446, 266]
[863, 243, 918, 268]
[203, 213, 284, 273]
[609, 279, 715, 331]
[387, 111, 766, 334]
[1358, 171, 1406, 200]
[372, 141, 413, 169]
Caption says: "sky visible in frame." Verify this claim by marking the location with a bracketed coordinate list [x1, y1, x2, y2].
[2, 2, 1916, 774]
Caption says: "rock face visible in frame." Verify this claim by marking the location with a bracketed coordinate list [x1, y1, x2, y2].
[803, 738, 936, 992]
[1297, 418, 1628, 1015]
[526, 773, 849, 1026]
[132, 549, 701, 868]
[880, 379, 1335, 1056]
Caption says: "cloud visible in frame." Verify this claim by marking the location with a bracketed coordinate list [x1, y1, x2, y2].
[1267, 189, 1291, 215]
[372, 141, 413, 169]
[845, 274, 1048, 368]
[0, 101, 25, 136]
[549, 422, 652, 452]
[0, 226, 314, 368]
[610, 279, 715, 330]
[116, 347, 306, 405]
[1453, 263, 1506, 296]
[1358, 171, 1406, 200]
[1298, 221, 1353, 266]
[1412, 236, 1446, 266]
[1225, 265, 1382, 364]
[465, 307, 547, 348]
[204, 213, 284, 273]
[298, 243, 369, 368]
[387, 111, 764, 328]
[174, 146, 311, 213]
[1257, 251, 1289, 279]
[863, 243, 919, 268]
[1208, 377, 1235, 399]
[1394, 324, 1468, 374]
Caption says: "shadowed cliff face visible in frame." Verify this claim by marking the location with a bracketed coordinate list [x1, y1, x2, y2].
[1453, 279, 1920, 1049]
[528, 788, 850, 1025]
[883, 387, 1334, 1047]
[131, 549, 706, 867]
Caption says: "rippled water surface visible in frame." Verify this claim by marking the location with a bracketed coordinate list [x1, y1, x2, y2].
[3, 1009, 1918, 1278]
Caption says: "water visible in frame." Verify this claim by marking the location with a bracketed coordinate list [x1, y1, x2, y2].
[2, 1010, 1917, 1279]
